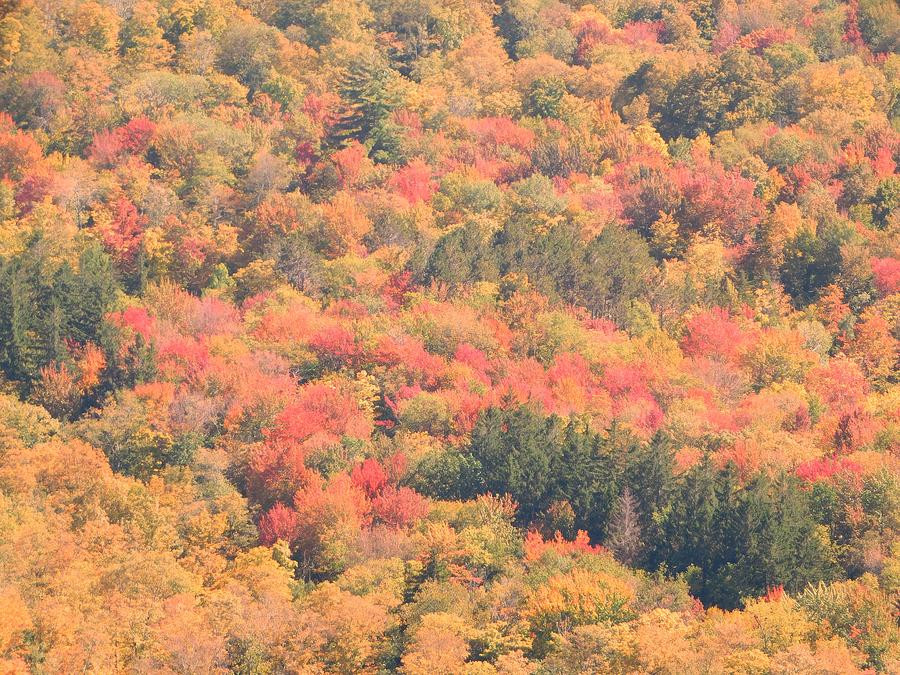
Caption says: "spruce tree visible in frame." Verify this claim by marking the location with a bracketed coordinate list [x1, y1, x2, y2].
[330, 59, 402, 148]
[66, 244, 118, 345]
[0, 247, 64, 381]
[649, 458, 721, 600]
[467, 406, 561, 523]
[0, 241, 118, 384]
[551, 418, 601, 533]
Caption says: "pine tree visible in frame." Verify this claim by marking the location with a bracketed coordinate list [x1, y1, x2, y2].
[329, 59, 402, 148]
[625, 432, 675, 541]
[649, 458, 721, 600]
[550, 418, 600, 531]
[0, 241, 118, 384]
[467, 406, 562, 523]
[66, 243, 118, 345]
[704, 469, 837, 607]
[0, 246, 64, 381]
[589, 421, 635, 539]
[424, 220, 499, 287]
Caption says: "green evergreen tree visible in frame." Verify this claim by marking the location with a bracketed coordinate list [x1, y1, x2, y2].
[0, 240, 118, 384]
[466, 406, 562, 523]
[623, 431, 675, 557]
[67, 243, 119, 345]
[0, 244, 65, 381]
[551, 418, 603, 534]
[330, 59, 403, 148]
[653, 464, 837, 608]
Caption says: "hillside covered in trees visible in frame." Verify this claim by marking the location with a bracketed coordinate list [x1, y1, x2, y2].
[0, 0, 898, 672]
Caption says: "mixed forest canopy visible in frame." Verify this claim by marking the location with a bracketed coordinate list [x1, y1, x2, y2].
[0, 0, 898, 672]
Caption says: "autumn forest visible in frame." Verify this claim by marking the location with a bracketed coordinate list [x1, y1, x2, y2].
[0, 0, 898, 672]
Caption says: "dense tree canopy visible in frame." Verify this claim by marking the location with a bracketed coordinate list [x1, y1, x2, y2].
[0, 0, 897, 672]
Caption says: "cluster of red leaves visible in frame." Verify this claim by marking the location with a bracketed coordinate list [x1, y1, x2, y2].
[258, 454, 427, 548]
[796, 457, 864, 482]
[88, 117, 156, 167]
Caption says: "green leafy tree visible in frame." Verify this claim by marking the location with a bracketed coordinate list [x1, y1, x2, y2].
[524, 76, 567, 119]
[577, 223, 657, 322]
[424, 220, 499, 287]
[780, 220, 856, 306]
[660, 49, 775, 139]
